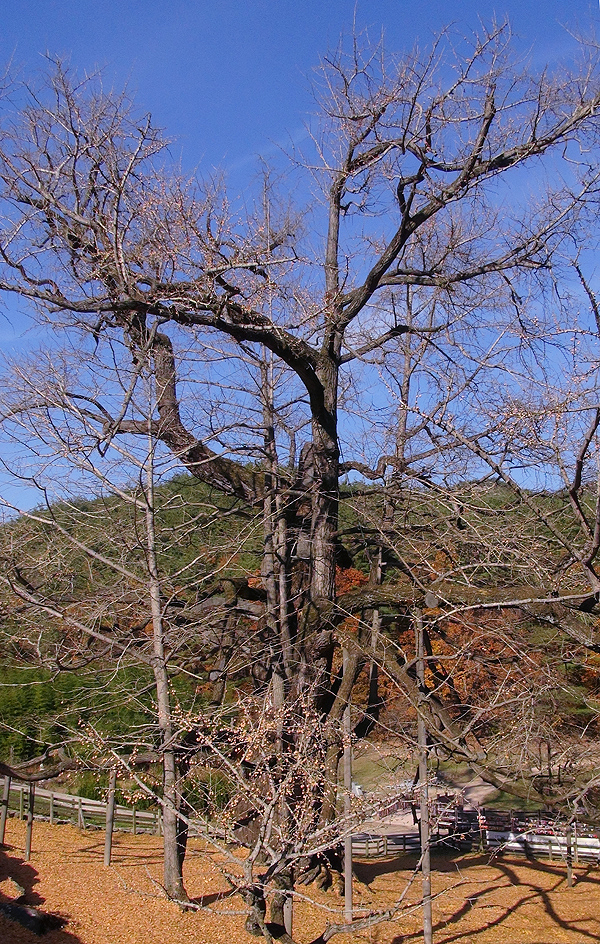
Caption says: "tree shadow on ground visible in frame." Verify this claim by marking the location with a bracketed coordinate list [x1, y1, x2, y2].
[353, 854, 413, 884]
[0, 843, 83, 942]
[70, 835, 164, 866]
[383, 853, 600, 944]
[0, 843, 44, 905]
[189, 889, 238, 907]
[353, 849, 478, 884]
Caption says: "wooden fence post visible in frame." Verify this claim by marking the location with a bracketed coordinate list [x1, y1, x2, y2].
[19, 785, 24, 820]
[49, 792, 54, 825]
[78, 796, 84, 829]
[0, 776, 10, 845]
[104, 768, 117, 867]
[566, 823, 573, 887]
[24, 783, 35, 861]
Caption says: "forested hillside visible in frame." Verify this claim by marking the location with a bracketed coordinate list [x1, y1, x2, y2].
[2, 473, 598, 777]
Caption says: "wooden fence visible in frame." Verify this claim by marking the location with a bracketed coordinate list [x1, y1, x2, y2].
[0, 774, 162, 865]
[437, 808, 600, 862]
[351, 832, 420, 856]
[353, 807, 600, 862]
[3, 776, 599, 869]
[1, 779, 159, 833]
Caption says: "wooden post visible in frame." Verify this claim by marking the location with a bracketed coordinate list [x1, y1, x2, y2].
[566, 822, 573, 887]
[19, 785, 24, 820]
[132, 806, 137, 836]
[343, 648, 353, 923]
[0, 776, 11, 846]
[574, 819, 579, 865]
[283, 896, 293, 938]
[104, 768, 117, 867]
[49, 792, 54, 825]
[24, 783, 35, 861]
[416, 609, 433, 944]
[78, 796, 84, 829]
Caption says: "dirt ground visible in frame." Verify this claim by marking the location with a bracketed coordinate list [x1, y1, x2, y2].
[1, 817, 600, 944]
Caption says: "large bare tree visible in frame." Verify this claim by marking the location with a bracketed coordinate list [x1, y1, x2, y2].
[2, 20, 600, 940]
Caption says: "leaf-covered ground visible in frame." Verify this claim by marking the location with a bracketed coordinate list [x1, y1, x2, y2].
[1, 818, 600, 943]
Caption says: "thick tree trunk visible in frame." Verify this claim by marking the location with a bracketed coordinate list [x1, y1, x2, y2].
[304, 357, 340, 701]
[160, 749, 187, 901]
[271, 867, 294, 935]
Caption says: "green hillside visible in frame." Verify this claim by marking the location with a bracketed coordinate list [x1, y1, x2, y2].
[1, 472, 599, 813]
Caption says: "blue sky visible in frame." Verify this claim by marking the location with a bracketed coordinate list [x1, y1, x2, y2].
[0, 0, 598, 346]
[2, 1, 599, 183]
[0, 1, 599, 506]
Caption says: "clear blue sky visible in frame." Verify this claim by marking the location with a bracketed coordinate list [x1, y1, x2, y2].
[2, 1, 599, 183]
[0, 0, 598, 344]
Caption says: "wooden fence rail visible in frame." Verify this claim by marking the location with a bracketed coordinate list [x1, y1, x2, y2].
[351, 832, 421, 857]
[486, 829, 600, 862]
[3, 776, 599, 870]
[351, 827, 600, 862]
[0, 778, 160, 840]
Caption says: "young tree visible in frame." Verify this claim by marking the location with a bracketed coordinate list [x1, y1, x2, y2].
[0, 338, 251, 899]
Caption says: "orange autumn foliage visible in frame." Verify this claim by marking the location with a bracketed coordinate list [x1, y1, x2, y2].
[335, 566, 368, 594]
